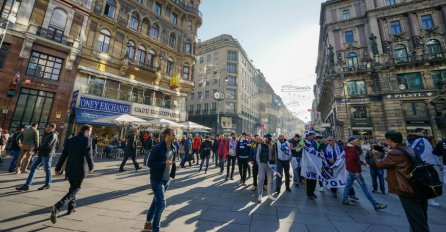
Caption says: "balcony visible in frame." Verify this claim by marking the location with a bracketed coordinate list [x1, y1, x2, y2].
[169, 0, 203, 19]
[35, 27, 74, 47]
[131, 60, 159, 73]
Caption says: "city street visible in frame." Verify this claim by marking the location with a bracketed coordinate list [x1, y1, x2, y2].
[0, 156, 445, 232]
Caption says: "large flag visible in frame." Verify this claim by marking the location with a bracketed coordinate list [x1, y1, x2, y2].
[301, 146, 347, 188]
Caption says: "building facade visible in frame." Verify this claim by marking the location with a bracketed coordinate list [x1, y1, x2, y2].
[68, 0, 202, 136]
[315, 0, 446, 141]
[0, 0, 91, 138]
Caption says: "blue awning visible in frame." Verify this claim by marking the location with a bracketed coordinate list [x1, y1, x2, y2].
[75, 108, 118, 126]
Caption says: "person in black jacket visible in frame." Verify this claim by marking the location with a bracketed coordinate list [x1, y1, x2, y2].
[119, 129, 142, 172]
[143, 133, 153, 166]
[7, 127, 24, 172]
[50, 125, 94, 224]
[144, 128, 177, 232]
[199, 135, 213, 174]
[16, 123, 59, 191]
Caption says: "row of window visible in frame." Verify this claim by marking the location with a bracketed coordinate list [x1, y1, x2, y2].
[346, 70, 446, 96]
[191, 88, 237, 100]
[189, 102, 236, 113]
[340, 0, 397, 21]
[349, 101, 428, 122]
[199, 51, 237, 64]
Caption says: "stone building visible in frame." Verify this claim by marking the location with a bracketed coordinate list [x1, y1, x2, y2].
[315, 0, 446, 141]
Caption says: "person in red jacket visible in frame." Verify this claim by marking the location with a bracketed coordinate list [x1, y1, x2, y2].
[217, 134, 228, 174]
[192, 134, 202, 164]
[225, 133, 238, 181]
[342, 136, 387, 210]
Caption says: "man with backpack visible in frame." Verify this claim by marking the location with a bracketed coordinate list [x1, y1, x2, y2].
[373, 131, 430, 232]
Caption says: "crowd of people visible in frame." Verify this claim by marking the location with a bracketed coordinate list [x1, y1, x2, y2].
[0, 123, 445, 232]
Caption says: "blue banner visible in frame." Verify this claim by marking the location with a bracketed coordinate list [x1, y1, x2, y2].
[78, 97, 130, 114]
[75, 108, 117, 126]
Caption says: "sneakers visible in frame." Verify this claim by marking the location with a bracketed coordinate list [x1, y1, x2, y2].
[118, 169, 125, 172]
[16, 185, 29, 191]
[38, 185, 50, 191]
[319, 186, 325, 192]
[374, 203, 388, 210]
[429, 199, 440, 207]
[342, 200, 356, 206]
[349, 195, 359, 201]
[306, 195, 313, 200]
[225, 177, 228, 181]
[294, 183, 299, 188]
[136, 166, 143, 171]
[50, 207, 59, 224]
[67, 206, 76, 215]
[267, 195, 276, 201]
[230, 177, 234, 180]
[286, 187, 291, 192]
[143, 222, 153, 231]
[257, 195, 262, 203]
[311, 194, 318, 199]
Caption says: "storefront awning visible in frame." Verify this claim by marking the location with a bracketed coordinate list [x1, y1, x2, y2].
[75, 108, 118, 126]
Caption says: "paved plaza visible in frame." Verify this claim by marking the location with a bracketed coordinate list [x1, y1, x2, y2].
[0, 156, 445, 232]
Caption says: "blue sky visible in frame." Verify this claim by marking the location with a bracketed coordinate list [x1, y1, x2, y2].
[197, 0, 325, 121]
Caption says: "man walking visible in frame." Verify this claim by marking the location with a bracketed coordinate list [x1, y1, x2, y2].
[250, 135, 260, 191]
[373, 131, 429, 232]
[192, 134, 201, 164]
[342, 136, 387, 210]
[143, 133, 153, 166]
[50, 125, 94, 223]
[15, 123, 39, 174]
[237, 133, 251, 185]
[144, 128, 177, 232]
[217, 134, 227, 174]
[225, 133, 238, 181]
[257, 135, 275, 202]
[180, 134, 192, 168]
[289, 134, 301, 187]
[7, 127, 24, 173]
[298, 130, 319, 199]
[16, 124, 58, 191]
[199, 135, 212, 174]
[275, 134, 292, 193]
[119, 129, 142, 172]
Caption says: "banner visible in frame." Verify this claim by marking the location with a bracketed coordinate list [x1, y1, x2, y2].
[301, 147, 347, 188]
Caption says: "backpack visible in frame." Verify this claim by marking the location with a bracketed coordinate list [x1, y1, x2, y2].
[396, 147, 443, 199]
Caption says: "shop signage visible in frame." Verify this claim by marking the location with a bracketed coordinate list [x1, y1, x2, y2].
[351, 120, 372, 127]
[131, 103, 183, 121]
[78, 97, 130, 114]
[169, 75, 180, 90]
[385, 92, 438, 99]
[405, 120, 430, 125]
[335, 96, 382, 103]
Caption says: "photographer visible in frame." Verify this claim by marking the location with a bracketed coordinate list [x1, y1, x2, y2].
[365, 141, 386, 194]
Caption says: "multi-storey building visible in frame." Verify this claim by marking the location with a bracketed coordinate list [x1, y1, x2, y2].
[68, 0, 202, 136]
[0, 0, 91, 138]
[315, 0, 446, 141]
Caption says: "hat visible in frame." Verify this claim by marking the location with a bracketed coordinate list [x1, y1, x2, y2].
[265, 134, 272, 139]
[305, 130, 315, 137]
[348, 136, 359, 143]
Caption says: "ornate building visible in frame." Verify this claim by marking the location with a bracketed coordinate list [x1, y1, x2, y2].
[315, 0, 446, 141]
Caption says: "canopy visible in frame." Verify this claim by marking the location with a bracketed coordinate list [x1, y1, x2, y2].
[143, 118, 185, 128]
[180, 121, 212, 131]
[94, 114, 147, 125]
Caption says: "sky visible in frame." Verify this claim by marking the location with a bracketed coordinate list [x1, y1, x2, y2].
[197, 0, 325, 122]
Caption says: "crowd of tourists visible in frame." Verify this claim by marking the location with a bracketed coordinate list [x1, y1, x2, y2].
[1, 122, 445, 232]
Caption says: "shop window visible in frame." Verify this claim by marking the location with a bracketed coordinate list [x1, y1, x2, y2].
[346, 80, 366, 96]
[426, 39, 442, 58]
[432, 70, 446, 89]
[26, 51, 63, 81]
[402, 102, 429, 120]
[10, 88, 54, 137]
[104, 79, 119, 99]
[397, 72, 424, 90]
[350, 105, 368, 119]
[394, 44, 408, 62]
[119, 83, 132, 101]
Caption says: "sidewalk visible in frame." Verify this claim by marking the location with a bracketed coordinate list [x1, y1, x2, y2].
[0, 156, 445, 232]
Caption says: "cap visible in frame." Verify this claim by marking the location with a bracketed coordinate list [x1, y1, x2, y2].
[305, 130, 315, 137]
[348, 136, 359, 143]
[265, 134, 272, 139]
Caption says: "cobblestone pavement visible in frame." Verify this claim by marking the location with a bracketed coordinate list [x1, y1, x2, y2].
[0, 156, 445, 232]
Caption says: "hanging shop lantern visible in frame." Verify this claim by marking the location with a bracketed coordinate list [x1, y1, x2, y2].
[170, 75, 180, 90]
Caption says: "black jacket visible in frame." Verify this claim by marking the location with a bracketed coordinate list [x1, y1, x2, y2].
[124, 135, 137, 157]
[200, 140, 213, 155]
[37, 131, 59, 157]
[143, 137, 153, 150]
[148, 141, 176, 181]
[433, 139, 446, 164]
[56, 133, 94, 180]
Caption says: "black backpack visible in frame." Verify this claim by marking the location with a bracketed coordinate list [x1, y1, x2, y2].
[396, 147, 443, 199]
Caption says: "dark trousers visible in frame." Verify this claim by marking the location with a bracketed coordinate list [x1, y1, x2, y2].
[180, 152, 192, 167]
[276, 160, 291, 189]
[193, 149, 200, 163]
[399, 196, 429, 232]
[370, 167, 385, 192]
[226, 156, 236, 178]
[252, 162, 258, 187]
[55, 178, 83, 211]
[306, 179, 317, 196]
[119, 154, 140, 170]
[199, 154, 210, 173]
[237, 158, 249, 183]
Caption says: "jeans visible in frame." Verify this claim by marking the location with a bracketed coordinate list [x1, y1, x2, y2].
[199, 153, 210, 172]
[192, 149, 200, 163]
[143, 149, 152, 165]
[147, 179, 170, 232]
[8, 150, 20, 172]
[25, 156, 52, 186]
[276, 160, 291, 189]
[370, 167, 385, 192]
[343, 172, 378, 206]
[55, 178, 83, 212]
[218, 156, 225, 172]
[237, 158, 249, 183]
[399, 196, 429, 232]
[292, 157, 301, 184]
[226, 156, 236, 178]
[180, 152, 192, 167]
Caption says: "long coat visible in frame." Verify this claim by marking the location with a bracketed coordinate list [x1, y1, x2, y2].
[56, 132, 94, 180]
[124, 135, 137, 157]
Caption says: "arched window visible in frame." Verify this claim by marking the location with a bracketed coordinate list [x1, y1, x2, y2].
[104, 0, 116, 18]
[166, 57, 174, 76]
[48, 8, 67, 42]
[126, 40, 135, 60]
[394, 44, 408, 62]
[136, 45, 146, 66]
[169, 33, 177, 48]
[150, 24, 159, 39]
[426, 39, 442, 57]
[183, 63, 190, 80]
[141, 18, 151, 36]
[147, 49, 156, 67]
[97, 29, 111, 53]
[129, 12, 139, 30]
[346, 52, 358, 69]
[184, 40, 191, 54]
